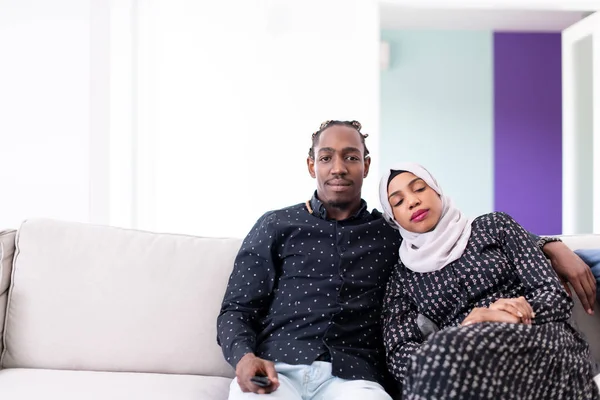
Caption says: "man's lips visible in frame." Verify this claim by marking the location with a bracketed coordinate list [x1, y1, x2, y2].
[326, 179, 353, 192]
[326, 180, 352, 187]
[411, 209, 429, 221]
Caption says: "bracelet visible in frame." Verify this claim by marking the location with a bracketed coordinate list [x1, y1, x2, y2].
[537, 236, 562, 251]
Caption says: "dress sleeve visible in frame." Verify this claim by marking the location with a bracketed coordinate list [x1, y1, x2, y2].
[216, 212, 278, 367]
[528, 232, 563, 254]
[382, 265, 426, 385]
[491, 212, 572, 324]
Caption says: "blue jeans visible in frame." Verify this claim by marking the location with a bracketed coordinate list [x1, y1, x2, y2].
[228, 361, 392, 400]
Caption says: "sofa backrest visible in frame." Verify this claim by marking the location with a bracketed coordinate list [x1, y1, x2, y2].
[0, 219, 239, 378]
[559, 234, 600, 250]
[2, 219, 600, 376]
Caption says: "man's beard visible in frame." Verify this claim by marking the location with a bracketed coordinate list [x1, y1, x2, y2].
[327, 200, 352, 210]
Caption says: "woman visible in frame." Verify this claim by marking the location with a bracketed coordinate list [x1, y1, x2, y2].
[379, 162, 598, 399]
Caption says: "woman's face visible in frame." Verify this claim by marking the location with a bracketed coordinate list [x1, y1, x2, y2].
[387, 172, 443, 233]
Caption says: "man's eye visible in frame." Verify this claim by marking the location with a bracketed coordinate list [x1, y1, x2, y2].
[319, 156, 331, 162]
[346, 156, 360, 161]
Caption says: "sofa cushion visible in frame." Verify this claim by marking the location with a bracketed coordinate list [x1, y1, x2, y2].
[0, 230, 15, 295]
[1, 219, 239, 378]
[0, 230, 16, 359]
[0, 368, 231, 400]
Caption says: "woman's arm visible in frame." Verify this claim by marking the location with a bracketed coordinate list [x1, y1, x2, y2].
[383, 261, 524, 385]
[492, 212, 573, 324]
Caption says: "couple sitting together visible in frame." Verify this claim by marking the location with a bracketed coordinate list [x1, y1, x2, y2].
[217, 120, 599, 399]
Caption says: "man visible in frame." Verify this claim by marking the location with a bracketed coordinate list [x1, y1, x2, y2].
[217, 120, 595, 399]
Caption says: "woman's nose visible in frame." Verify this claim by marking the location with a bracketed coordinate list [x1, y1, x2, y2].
[408, 196, 421, 209]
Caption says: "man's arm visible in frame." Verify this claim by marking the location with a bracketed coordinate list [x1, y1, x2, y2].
[217, 212, 278, 368]
[530, 232, 596, 315]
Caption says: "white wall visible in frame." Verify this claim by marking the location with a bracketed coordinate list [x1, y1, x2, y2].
[126, 0, 381, 238]
[0, 0, 92, 229]
[380, 30, 494, 220]
[0, 0, 381, 238]
[3, 0, 598, 237]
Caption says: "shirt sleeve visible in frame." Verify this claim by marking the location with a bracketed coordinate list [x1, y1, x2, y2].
[382, 265, 425, 385]
[492, 212, 572, 324]
[216, 212, 278, 367]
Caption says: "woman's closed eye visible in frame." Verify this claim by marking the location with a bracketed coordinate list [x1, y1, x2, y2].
[393, 187, 425, 207]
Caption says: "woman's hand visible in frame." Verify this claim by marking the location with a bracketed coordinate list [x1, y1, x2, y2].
[489, 297, 535, 324]
[461, 307, 521, 326]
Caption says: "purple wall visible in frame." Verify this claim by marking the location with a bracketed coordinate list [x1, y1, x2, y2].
[494, 33, 562, 235]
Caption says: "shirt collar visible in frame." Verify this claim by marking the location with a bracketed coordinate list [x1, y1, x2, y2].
[309, 191, 369, 221]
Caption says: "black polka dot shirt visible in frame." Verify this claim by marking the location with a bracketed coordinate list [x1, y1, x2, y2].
[217, 193, 400, 385]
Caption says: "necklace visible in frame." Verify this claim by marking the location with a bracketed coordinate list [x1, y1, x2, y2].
[305, 200, 313, 214]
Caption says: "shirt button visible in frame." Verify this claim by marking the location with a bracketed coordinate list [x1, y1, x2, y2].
[340, 246, 347, 252]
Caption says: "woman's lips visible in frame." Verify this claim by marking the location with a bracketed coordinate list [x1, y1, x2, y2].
[411, 209, 429, 222]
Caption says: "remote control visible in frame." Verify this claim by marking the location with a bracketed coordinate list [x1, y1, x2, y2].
[250, 375, 271, 387]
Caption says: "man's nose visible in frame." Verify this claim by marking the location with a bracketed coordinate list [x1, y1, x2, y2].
[331, 157, 348, 174]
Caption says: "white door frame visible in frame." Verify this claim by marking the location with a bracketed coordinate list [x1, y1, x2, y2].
[379, 0, 600, 11]
[562, 12, 600, 234]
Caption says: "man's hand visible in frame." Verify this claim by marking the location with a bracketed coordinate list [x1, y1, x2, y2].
[543, 241, 596, 315]
[235, 353, 280, 394]
[461, 307, 521, 326]
[489, 297, 534, 324]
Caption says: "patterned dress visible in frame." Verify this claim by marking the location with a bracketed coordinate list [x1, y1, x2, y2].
[382, 212, 598, 399]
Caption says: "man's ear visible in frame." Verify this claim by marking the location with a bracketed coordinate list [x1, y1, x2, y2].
[363, 156, 371, 178]
[307, 157, 316, 178]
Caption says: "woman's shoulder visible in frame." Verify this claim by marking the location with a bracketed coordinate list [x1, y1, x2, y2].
[470, 212, 519, 239]
[471, 211, 515, 227]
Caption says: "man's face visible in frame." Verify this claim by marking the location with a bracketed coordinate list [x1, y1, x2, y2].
[307, 125, 370, 210]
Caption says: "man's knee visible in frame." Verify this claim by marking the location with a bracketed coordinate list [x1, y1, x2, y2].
[326, 380, 393, 400]
[228, 377, 302, 400]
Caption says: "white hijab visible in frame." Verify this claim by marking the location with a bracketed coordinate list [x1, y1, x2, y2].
[379, 162, 472, 273]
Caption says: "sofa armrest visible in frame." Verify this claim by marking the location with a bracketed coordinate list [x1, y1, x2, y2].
[570, 283, 600, 374]
[0, 229, 17, 368]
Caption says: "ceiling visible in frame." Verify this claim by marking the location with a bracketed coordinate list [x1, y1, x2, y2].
[379, 6, 593, 32]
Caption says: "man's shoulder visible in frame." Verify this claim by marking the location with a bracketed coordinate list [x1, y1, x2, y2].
[261, 202, 306, 218]
[244, 203, 306, 241]
[368, 208, 397, 231]
[252, 202, 306, 225]
[369, 207, 384, 219]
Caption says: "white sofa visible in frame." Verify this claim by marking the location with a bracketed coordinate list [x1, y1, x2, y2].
[0, 219, 599, 399]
